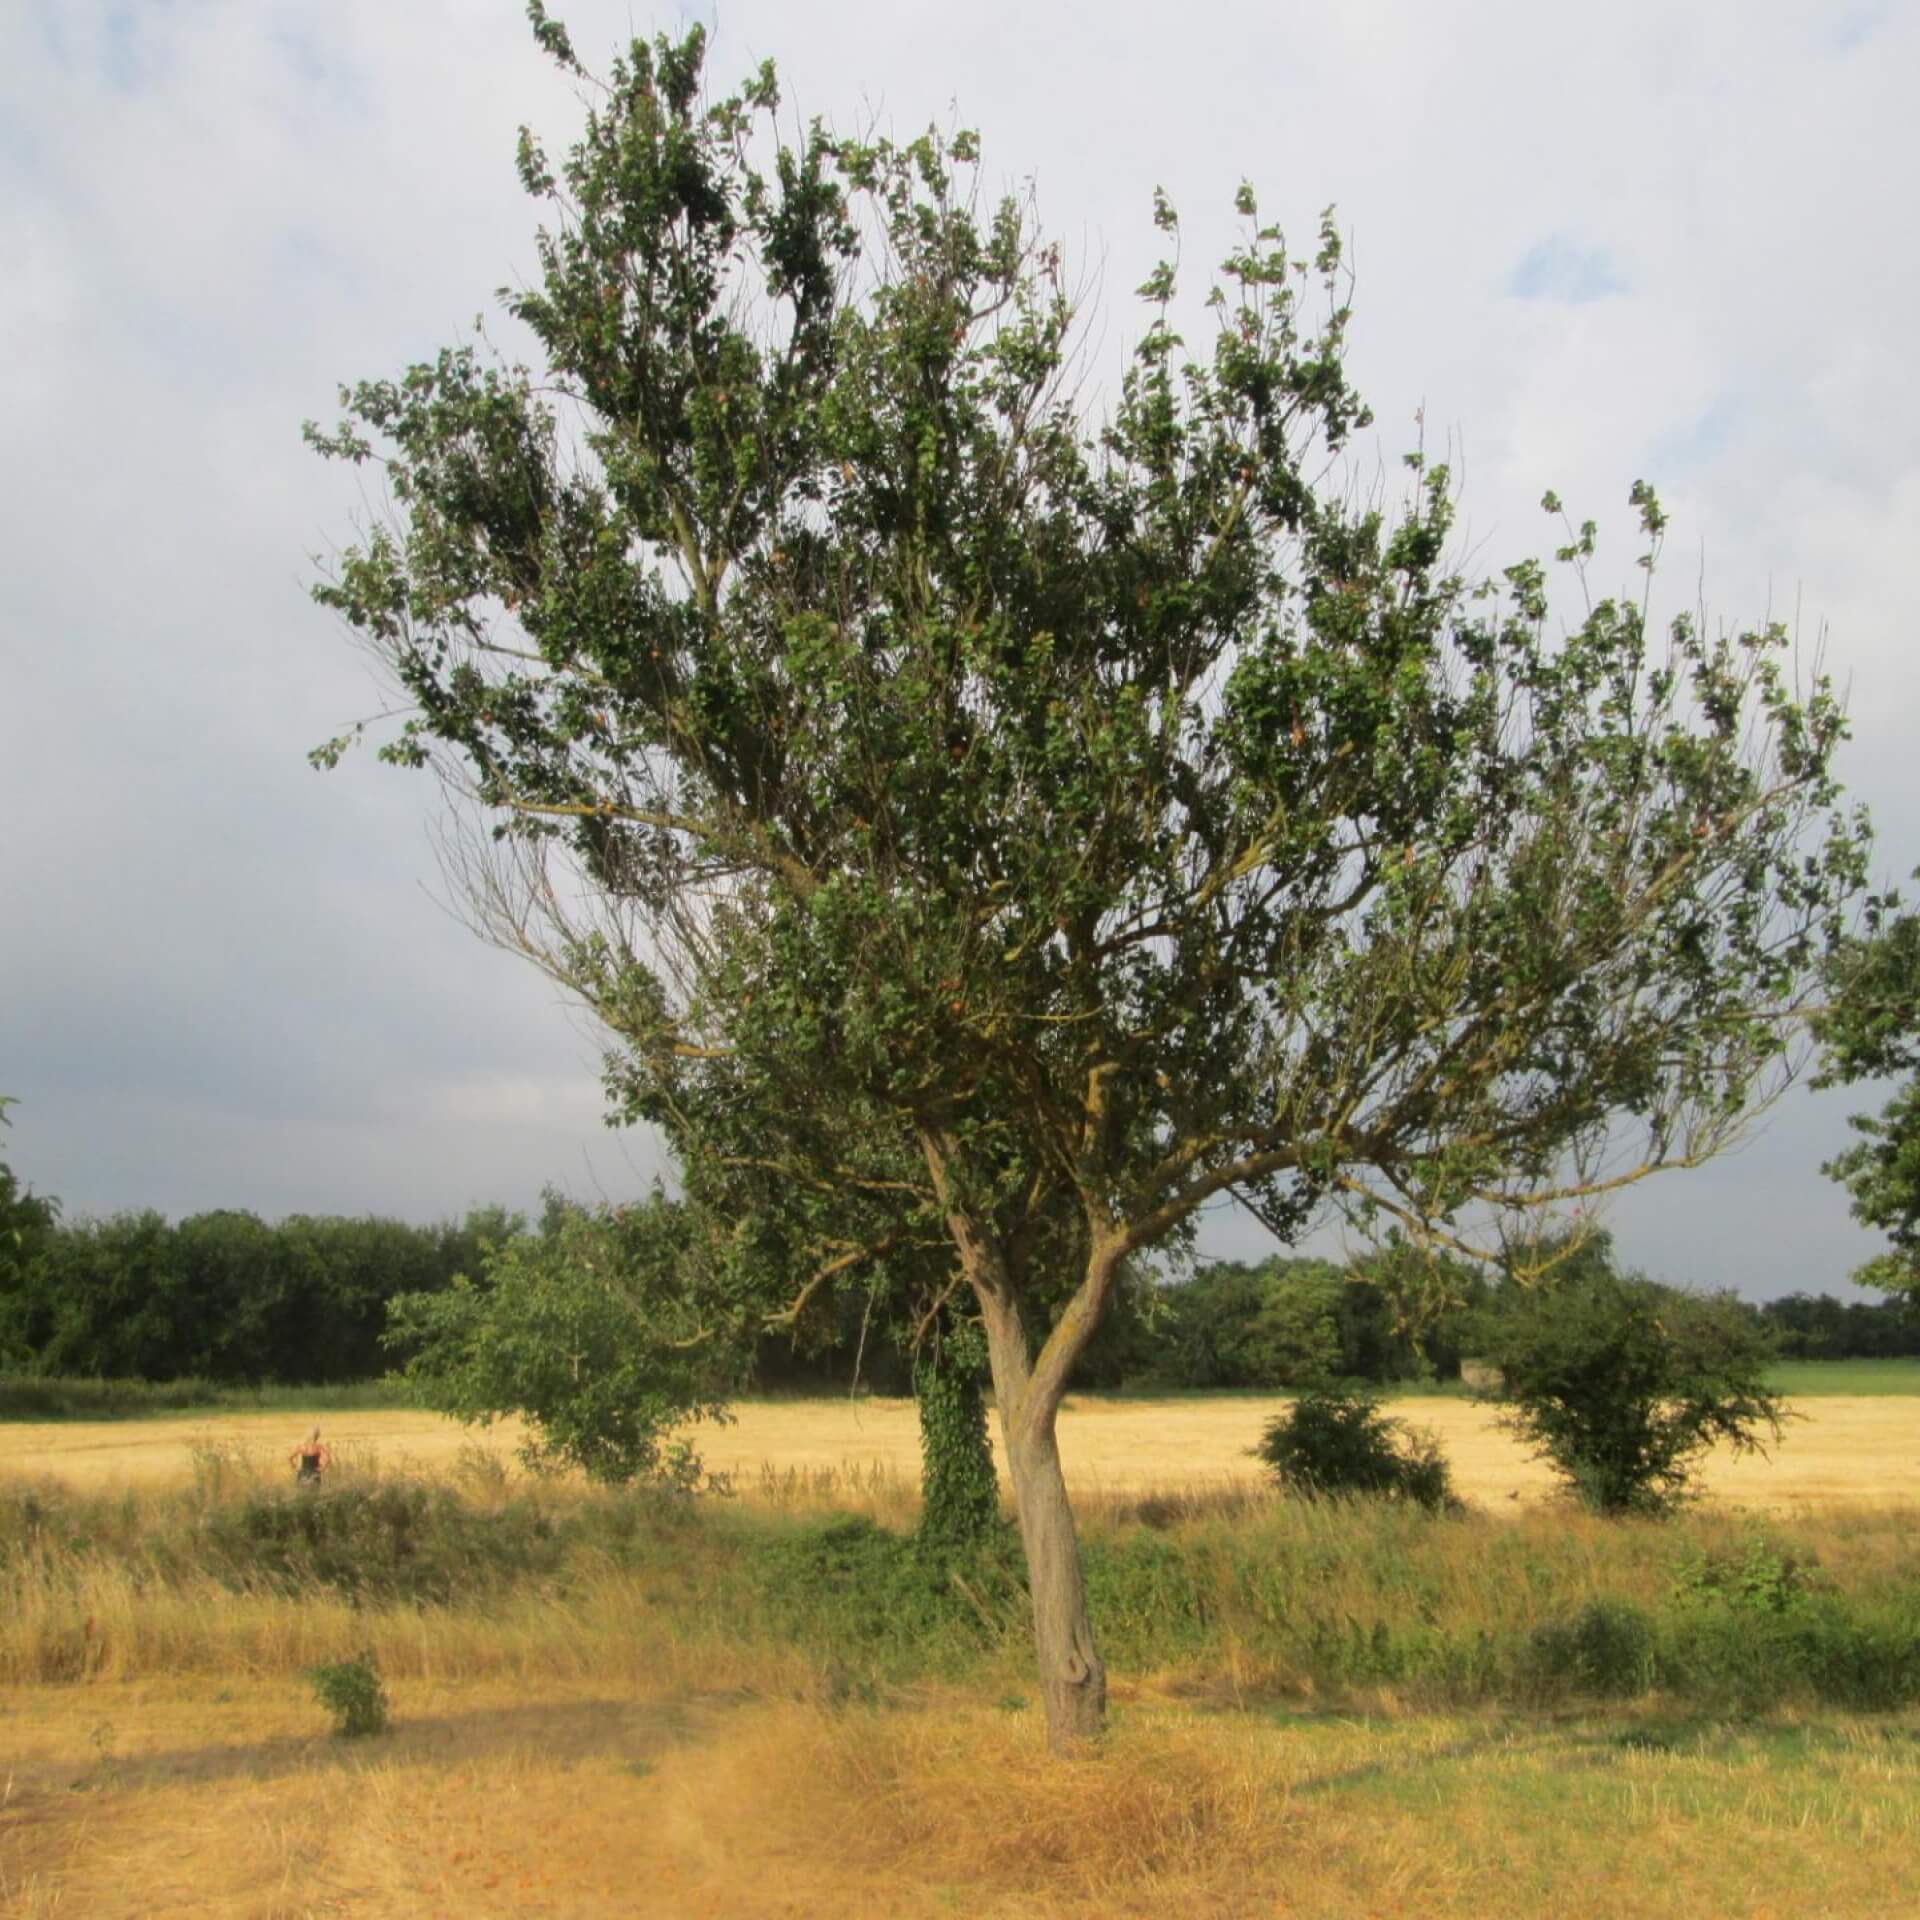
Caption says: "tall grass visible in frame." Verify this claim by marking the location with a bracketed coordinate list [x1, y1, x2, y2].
[3, 1451, 1917, 1712]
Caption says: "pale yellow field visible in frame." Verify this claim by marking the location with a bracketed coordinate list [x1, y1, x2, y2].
[3, 1392, 1914, 1512]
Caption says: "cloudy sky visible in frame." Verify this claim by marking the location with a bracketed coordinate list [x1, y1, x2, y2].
[2, 0, 1914, 1301]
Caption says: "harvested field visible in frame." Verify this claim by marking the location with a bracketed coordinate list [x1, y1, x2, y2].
[3, 1391, 1914, 1511]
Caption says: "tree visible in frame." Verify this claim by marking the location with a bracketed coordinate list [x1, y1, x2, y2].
[308, 15, 1868, 1747]
[385, 1191, 738, 1483]
[0, 1098, 60, 1369]
[1815, 910, 1920, 1302]
[1482, 1264, 1785, 1513]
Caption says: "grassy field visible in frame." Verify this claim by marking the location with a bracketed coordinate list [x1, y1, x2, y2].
[1765, 1358, 1920, 1396]
[4, 1393, 1918, 1916]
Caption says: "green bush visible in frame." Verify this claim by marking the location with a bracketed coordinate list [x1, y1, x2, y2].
[306, 1652, 388, 1737]
[1483, 1270, 1786, 1515]
[1253, 1390, 1458, 1511]
[1523, 1599, 1655, 1700]
[384, 1194, 737, 1485]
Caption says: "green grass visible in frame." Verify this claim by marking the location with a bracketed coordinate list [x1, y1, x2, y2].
[1765, 1357, 1920, 1396]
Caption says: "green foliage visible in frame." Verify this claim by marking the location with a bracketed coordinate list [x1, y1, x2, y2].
[750, 1514, 1025, 1673]
[0, 1099, 59, 1371]
[1253, 1388, 1457, 1510]
[1660, 1536, 1920, 1713]
[1758, 1293, 1920, 1360]
[305, 1652, 389, 1738]
[1, 1203, 498, 1386]
[1152, 1250, 1479, 1390]
[384, 1190, 740, 1484]
[913, 1323, 1001, 1548]
[1523, 1599, 1656, 1701]
[1815, 910, 1920, 1300]
[1483, 1267, 1786, 1515]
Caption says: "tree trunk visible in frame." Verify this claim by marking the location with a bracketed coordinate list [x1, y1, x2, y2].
[917, 1128, 1114, 1753]
[975, 1280, 1107, 1752]
[1002, 1396, 1107, 1749]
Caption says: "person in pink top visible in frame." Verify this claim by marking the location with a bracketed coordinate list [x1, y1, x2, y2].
[289, 1427, 333, 1485]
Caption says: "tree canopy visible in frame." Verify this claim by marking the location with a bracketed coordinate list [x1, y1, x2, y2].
[1816, 909, 1920, 1301]
[308, 12, 1872, 1748]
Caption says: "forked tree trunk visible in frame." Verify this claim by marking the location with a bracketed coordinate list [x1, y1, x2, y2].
[974, 1272, 1107, 1752]
[921, 1131, 1116, 1754]
[1001, 1397, 1106, 1748]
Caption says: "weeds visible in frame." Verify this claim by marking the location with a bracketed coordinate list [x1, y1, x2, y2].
[3, 1458, 1918, 1715]
[306, 1651, 389, 1736]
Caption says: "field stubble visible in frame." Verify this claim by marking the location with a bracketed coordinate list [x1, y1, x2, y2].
[5, 1388, 1917, 1510]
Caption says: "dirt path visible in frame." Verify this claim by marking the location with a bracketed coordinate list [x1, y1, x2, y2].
[2, 1394, 1912, 1510]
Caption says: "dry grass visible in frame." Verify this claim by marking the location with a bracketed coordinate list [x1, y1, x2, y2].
[4, 1679, 1917, 1918]
[6, 1402, 1920, 1916]
[6, 1390, 1918, 1511]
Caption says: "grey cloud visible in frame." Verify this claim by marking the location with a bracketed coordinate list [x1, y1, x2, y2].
[2, 1, 1913, 1306]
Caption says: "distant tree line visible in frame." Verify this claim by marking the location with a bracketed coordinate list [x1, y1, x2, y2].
[1134, 1241, 1920, 1388]
[2, 1105, 1913, 1390]
[0, 1198, 511, 1386]
[4, 1169, 1914, 1390]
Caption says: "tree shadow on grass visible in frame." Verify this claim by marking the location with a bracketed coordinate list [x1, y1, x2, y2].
[19, 1689, 754, 1805]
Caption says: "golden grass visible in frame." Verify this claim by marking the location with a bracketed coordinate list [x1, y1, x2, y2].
[6, 1415, 1920, 1916]
[6, 1390, 1917, 1511]
[5, 1679, 1917, 1918]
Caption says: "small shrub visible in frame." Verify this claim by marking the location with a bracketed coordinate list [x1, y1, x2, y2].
[1524, 1599, 1655, 1700]
[306, 1652, 388, 1737]
[1253, 1390, 1458, 1511]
